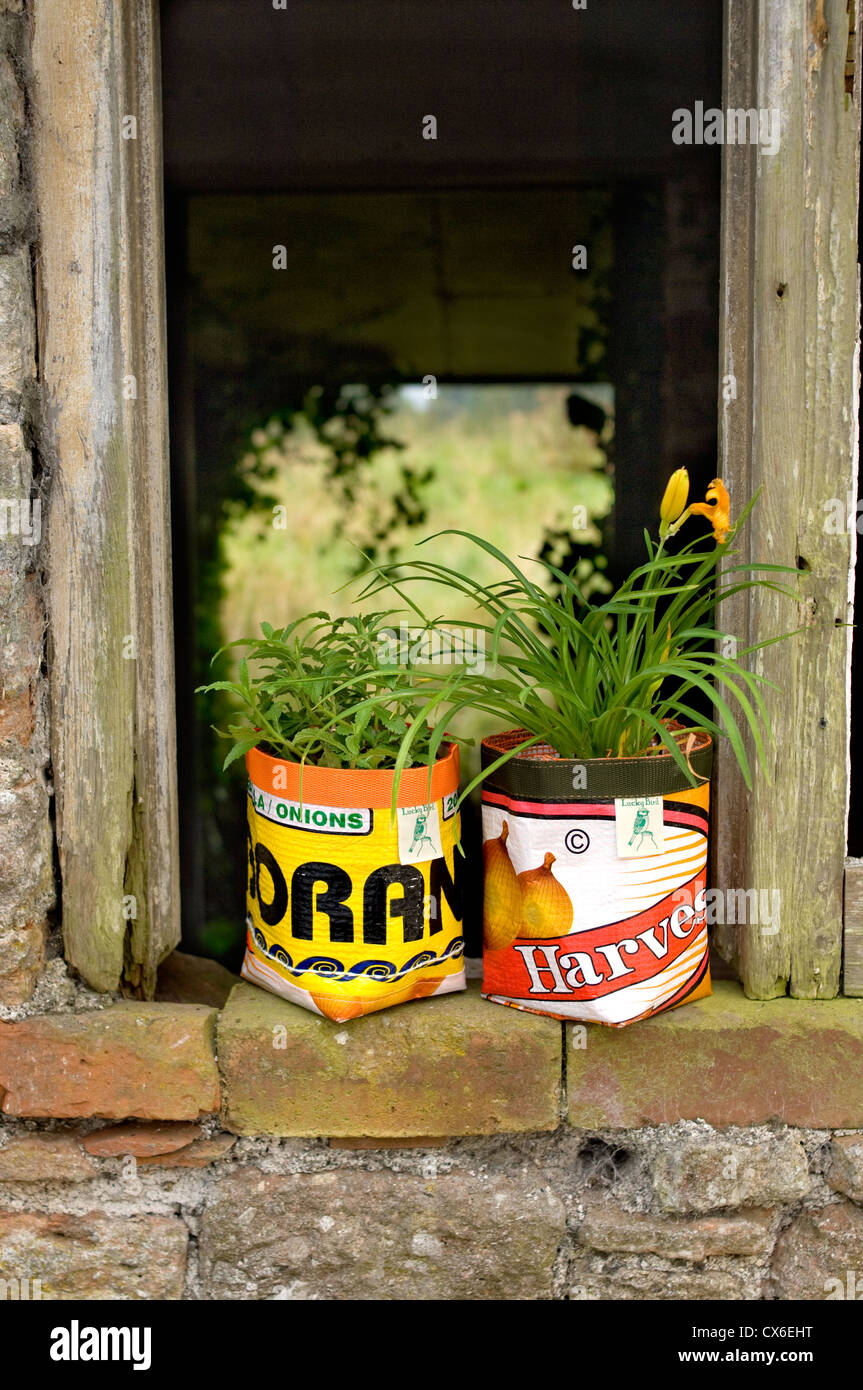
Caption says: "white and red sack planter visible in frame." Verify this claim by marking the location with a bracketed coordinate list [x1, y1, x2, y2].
[480, 728, 713, 1026]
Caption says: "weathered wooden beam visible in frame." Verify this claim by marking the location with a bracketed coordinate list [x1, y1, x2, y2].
[844, 859, 863, 994]
[31, 0, 180, 993]
[716, 0, 861, 998]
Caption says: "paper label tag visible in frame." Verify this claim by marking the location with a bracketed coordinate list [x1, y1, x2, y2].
[397, 803, 443, 864]
[614, 796, 665, 858]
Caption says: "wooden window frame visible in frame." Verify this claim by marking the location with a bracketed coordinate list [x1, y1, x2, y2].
[31, 0, 179, 993]
[28, 0, 862, 998]
[716, 0, 861, 997]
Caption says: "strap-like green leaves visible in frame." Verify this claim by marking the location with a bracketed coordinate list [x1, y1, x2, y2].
[198, 496, 799, 807]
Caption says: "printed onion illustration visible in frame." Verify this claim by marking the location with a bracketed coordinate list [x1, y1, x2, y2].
[517, 852, 574, 939]
[311, 977, 444, 1020]
[310, 994, 368, 1021]
[482, 820, 522, 949]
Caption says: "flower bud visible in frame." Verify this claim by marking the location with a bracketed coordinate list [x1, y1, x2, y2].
[659, 468, 690, 537]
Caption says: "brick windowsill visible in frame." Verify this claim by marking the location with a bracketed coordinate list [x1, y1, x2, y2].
[0, 979, 862, 1135]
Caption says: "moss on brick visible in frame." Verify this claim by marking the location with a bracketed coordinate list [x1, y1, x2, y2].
[219, 980, 562, 1138]
[567, 981, 863, 1129]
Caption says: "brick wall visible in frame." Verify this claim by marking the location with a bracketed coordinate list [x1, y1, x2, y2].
[0, 974, 863, 1300]
[0, 0, 54, 1007]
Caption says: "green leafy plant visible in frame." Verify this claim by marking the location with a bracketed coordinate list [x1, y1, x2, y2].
[357, 473, 800, 796]
[197, 610, 464, 778]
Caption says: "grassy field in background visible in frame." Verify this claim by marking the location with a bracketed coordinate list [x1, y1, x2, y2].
[222, 385, 612, 624]
[219, 384, 614, 775]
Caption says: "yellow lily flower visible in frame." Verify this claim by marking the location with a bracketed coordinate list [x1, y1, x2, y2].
[665, 477, 731, 545]
[659, 468, 690, 538]
[688, 478, 731, 544]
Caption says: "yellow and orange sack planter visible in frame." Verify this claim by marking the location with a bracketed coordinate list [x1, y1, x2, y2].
[243, 743, 466, 1021]
[480, 728, 713, 1027]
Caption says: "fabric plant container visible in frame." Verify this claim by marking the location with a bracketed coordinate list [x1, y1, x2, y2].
[243, 742, 466, 1021]
[480, 727, 713, 1026]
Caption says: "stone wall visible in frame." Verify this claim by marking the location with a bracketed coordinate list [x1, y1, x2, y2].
[5, 1115, 860, 1302]
[0, 0, 53, 1006]
[1, 972, 863, 1300]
